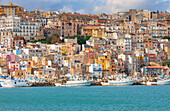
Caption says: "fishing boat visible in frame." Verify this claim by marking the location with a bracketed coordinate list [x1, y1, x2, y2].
[55, 79, 93, 87]
[0, 78, 32, 88]
[146, 79, 170, 85]
[101, 78, 136, 86]
[0, 76, 8, 87]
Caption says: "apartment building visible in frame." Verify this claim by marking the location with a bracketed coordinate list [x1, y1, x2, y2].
[0, 30, 13, 39]
[12, 36, 24, 48]
[0, 2, 24, 17]
[0, 16, 20, 32]
[81, 25, 105, 37]
[89, 64, 102, 78]
[0, 16, 42, 38]
[1, 37, 13, 48]
[58, 20, 84, 38]
[117, 34, 132, 52]
[19, 21, 42, 37]
[58, 13, 98, 22]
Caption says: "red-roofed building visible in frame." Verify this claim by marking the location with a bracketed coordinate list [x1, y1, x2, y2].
[146, 54, 156, 62]
[147, 66, 166, 75]
[58, 13, 98, 21]
[98, 20, 106, 23]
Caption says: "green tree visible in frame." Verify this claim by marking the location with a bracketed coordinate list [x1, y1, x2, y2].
[163, 60, 170, 67]
[46, 37, 52, 44]
[162, 36, 170, 40]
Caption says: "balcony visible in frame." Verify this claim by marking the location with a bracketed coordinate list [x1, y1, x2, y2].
[93, 69, 102, 71]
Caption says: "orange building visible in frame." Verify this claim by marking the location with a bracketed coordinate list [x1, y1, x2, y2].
[144, 38, 153, 50]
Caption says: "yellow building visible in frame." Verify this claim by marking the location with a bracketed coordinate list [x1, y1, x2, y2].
[27, 67, 33, 75]
[12, 70, 26, 79]
[62, 45, 68, 56]
[0, 2, 24, 17]
[28, 60, 35, 67]
[0, 58, 6, 66]
[95, 55, 116, 75]
[82, 25, 105, 38]
[88, 20, 99, 25]
[110, 62, 117, 75]
[95, 55, 111, 74]
[136, 56, 144, 61]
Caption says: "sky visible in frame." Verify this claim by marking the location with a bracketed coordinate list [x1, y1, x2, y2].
[0, 0, 169, 14]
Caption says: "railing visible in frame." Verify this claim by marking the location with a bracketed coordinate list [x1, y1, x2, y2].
[93, 69, 102, 71]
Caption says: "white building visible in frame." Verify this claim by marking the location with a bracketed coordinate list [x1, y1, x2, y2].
[64, 37, 77, 43]
[0, 16, 42, 38]
[117, 34, 132, 52]
[89, 64, 102, 78]
[0, 37, 13, 48]
[124, 34, 132, 52]
[0, 16, 20, 34]
[19, 21, 42, 37]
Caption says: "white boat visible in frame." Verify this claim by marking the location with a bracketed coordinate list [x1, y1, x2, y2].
[101, 78, 136, 86]
[0, 78, 32, 88]
[146, 79, 170, 86]
[55, 80, 93, 87]
[0, 80, 2, 87]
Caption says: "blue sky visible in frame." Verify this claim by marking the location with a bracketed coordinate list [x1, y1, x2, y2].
[0, 0, 169, 14]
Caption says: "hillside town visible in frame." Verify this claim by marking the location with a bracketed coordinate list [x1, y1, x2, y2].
[0, 2, 170, 87]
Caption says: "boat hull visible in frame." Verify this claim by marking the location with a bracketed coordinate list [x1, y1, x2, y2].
[102, 80, 135, 86]
[147, 80, 170, 86]
[0, 81, 32, 88]
[55, 80, 93, 87]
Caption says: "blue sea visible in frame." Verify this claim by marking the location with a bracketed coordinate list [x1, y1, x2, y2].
[0, 86, 170, 111]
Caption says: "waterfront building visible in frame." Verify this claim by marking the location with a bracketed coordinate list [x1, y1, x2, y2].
[89, 64, 102, 78]
[0, 2, 169, 80]
[0, 66, 8, 76]
[8, 61, 20, 73]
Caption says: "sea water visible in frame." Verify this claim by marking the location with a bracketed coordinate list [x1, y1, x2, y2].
[0, 86, 169, 111]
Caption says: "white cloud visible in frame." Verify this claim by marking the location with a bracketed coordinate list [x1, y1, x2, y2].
[0, 0, 169, 13]
[59, 6, 74, 12]
[59, 6, 86, 14]
[155, 0, 169, 4]
[76, 9, 86, 14]
[93, 0, 147, 13]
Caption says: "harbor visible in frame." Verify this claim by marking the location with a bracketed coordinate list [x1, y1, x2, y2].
[0, 1, 169, 111]
[0, 2, 170, 89]
[0, 86, 170, 111]
[0, 73, 169, 88]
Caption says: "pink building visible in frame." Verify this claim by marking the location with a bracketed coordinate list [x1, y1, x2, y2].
[8, 61, 20, 73]
[117, 59, 125, 72]
[6, 54, 16, 64]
